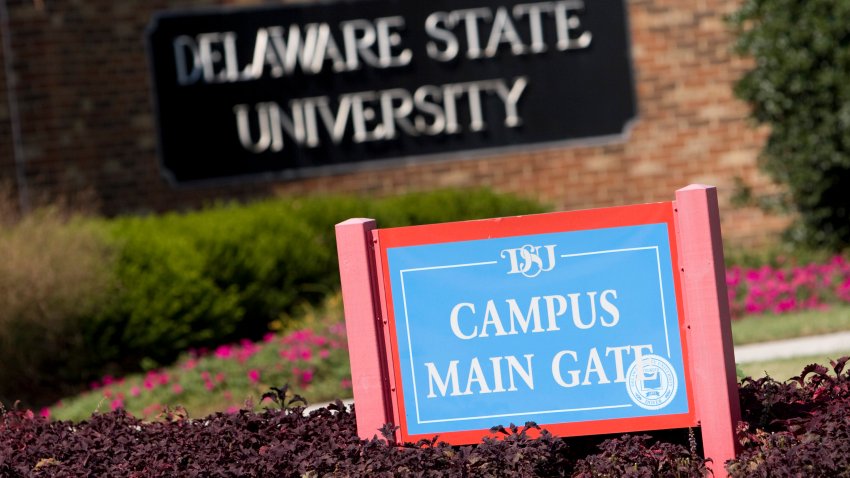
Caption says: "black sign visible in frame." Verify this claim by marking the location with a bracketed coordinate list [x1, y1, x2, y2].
[147, 0, 636, 184]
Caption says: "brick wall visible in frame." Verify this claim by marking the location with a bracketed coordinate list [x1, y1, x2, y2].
[0, 0, 784, 247]
[0, 2, 19, 208]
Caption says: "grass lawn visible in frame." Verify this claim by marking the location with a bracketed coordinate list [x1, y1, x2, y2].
[738, 350, 850, 380]
[731, 304, 850, 345]
[732, 304, 850, 380]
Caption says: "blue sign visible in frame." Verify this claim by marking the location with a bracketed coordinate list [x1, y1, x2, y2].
[385, 223, 688, 436]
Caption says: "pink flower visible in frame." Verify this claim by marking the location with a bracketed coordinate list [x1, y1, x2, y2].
[214, 344, 233, 359]
[39, 408, 50, 419]
[263, 332, 276, 343]
[110, 399, 124, 411]
[774, 298, 797, 313]
[172, 383, 183, 394]
[725, 254, 850, 319]
[248, 369, 261, 384]
[226, 406, 240, 414]
[290, 330, 309, 343]
[130, 386, 141, 397]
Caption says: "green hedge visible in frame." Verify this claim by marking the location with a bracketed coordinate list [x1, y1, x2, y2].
[100, 189, 546, 369]
[1, 189, 545, 407]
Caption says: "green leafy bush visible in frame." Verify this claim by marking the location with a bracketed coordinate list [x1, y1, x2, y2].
[730, 1, 850, 249]
[92, 190, 543, 369]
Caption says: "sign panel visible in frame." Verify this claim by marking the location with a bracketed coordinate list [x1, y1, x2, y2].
[146, 0, 636, 184]
[376, 203, 695, 443]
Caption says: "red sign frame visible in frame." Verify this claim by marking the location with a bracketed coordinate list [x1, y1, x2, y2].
[336, 185, 740, 474]
[374, 201, 696, 444]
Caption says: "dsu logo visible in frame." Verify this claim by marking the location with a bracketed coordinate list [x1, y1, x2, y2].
[500, 244, 557, 278]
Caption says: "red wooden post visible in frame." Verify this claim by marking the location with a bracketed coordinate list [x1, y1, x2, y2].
[675, 185, 741, 475]
[335, 218, 393, 440]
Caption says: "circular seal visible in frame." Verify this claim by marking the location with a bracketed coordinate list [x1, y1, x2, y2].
[625, 354, 678, 410]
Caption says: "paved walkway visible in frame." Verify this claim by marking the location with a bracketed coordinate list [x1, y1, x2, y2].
[734, 331, 850, 363]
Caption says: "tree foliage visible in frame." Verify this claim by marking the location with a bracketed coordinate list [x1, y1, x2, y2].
[730, 0, 850, 249]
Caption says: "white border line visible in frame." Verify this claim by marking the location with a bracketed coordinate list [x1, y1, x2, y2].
[400, 261, 499, 424]
[398, 245, 674, 426]
[418, 404, 633, 424]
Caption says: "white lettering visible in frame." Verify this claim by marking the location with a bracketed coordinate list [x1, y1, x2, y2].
[425, 355, 533, 398]
[464, 358, 492, 395]
[425, 361, 464, 397]
[173, 35, 202, 85]
[484, 7, 527, 57]
[451, 8, 492, 59]
[232, 78, 528, 152]
[506, 354, 535, 391]
[234, 103, 273, 153]
[341, 19, 379, 70]
[481, 299, 509, 337]
[424, 12, 459, 62]
[555, 0, 592, 51]
[600, 289, 620, 327]
[506, 297, 544, 335]
[542, 294, 566, 331]
[552, 350, 580, 387]
[581, 347, 610, 385]
[375, 16, 412, 68]
[450, 303, 477, 340]
[605, 345, 631, 383]
[513, 2, 554, 53]
[494, 77, 528, 127]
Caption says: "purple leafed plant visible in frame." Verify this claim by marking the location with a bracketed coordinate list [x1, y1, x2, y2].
[8, 358, 850, 476]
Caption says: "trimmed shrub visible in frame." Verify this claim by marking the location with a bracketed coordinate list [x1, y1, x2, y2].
[90, 189, 545, 371]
